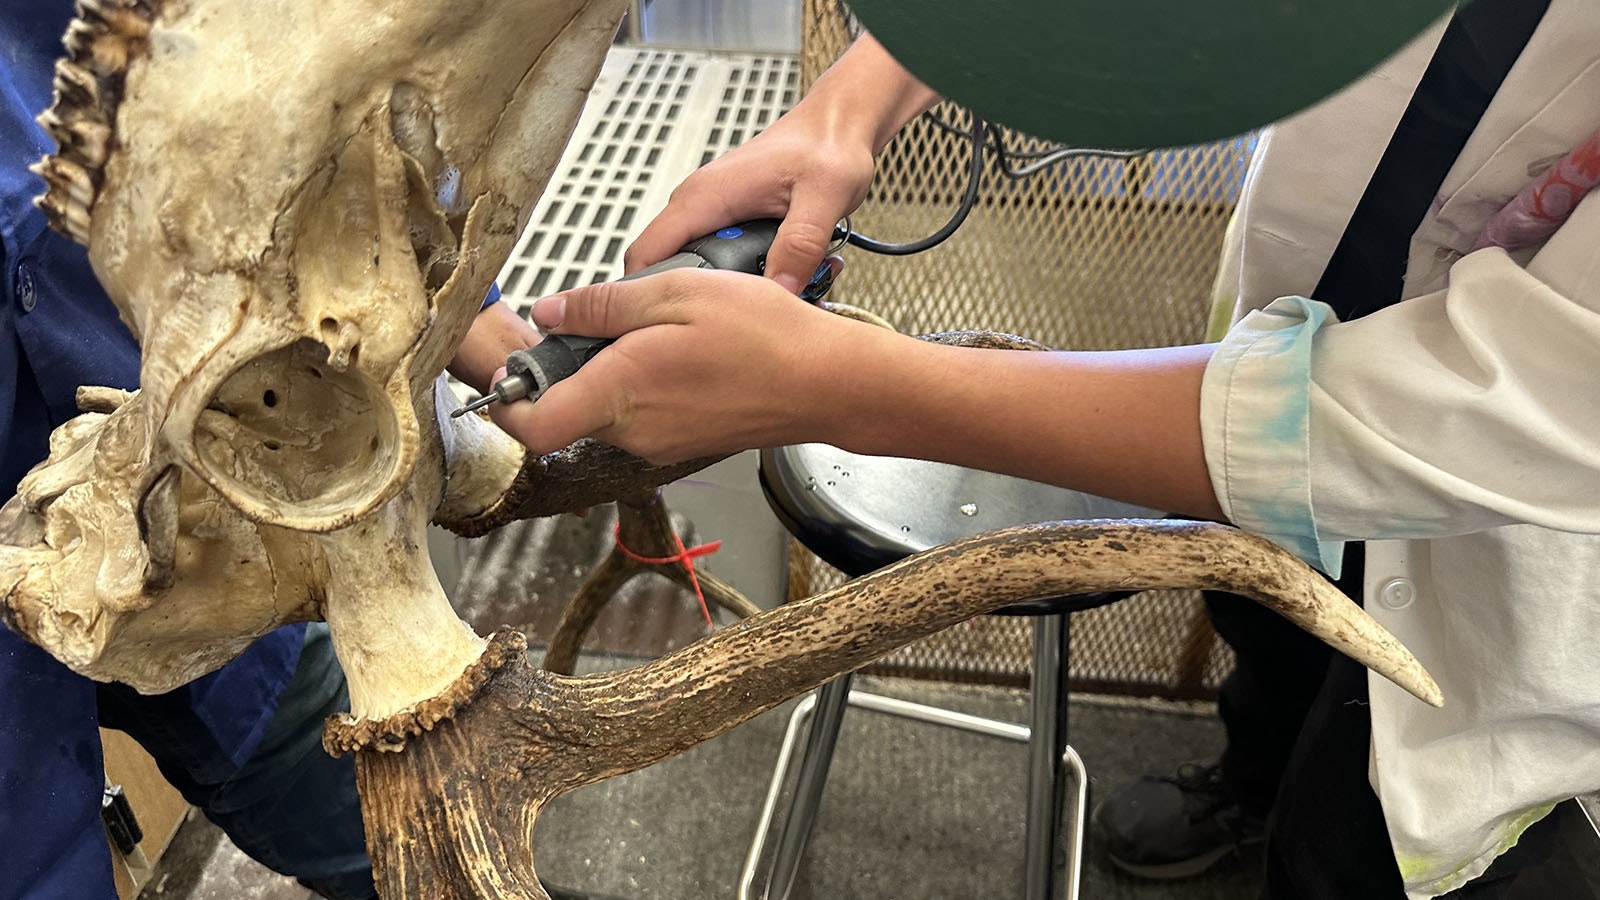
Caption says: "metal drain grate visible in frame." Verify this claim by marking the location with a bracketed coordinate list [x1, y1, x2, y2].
[699, 55, 802, 166]
[495, 47, 802, 318]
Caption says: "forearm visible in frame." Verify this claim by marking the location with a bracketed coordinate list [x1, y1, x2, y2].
[815, 325, 1223, 520]
[805, 32, 942, 155]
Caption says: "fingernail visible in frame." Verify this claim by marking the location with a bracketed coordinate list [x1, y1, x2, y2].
[773, 273, 803, 295]
[533, 295, 566, 329]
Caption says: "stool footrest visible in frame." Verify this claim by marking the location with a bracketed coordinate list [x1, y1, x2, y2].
[737, 685, 1086, 900]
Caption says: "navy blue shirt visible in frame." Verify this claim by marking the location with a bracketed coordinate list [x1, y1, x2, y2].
[0, 0, 140, 498]
[1, 5, 307, 896]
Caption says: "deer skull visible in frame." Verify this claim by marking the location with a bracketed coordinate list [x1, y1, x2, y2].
[35, 0, 629, 534]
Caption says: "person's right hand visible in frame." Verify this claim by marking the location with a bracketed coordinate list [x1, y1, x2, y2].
[623, 101, 877, 296]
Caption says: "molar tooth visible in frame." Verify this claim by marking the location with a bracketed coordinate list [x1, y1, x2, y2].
[111, 10, 153, 40]
[38, 112, 112, 168]
[81, 0, 155, 41]
[74, 0, 134, 25]
[37, 157, 96, 209]
[36, 109, 66, 139]
[87, 33, 138, 74]
[33, 190, 65, 223]
[52, 59, 102, 109]
[65, 119, 113, 166]
[67, 179, 96, 211]
[39, 186, 94, 246]
[64, 20, 102, 56]
[63, 202, 93, 244]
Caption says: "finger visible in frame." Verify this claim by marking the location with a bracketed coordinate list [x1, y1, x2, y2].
[488, 374, 622, 457]
[765, 191, 844, 295]
[446, 303, 539, 392]
[530, 275, 692, 336]
[624, 181, 738, 274]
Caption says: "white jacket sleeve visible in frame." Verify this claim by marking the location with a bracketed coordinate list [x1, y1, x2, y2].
[1202, 194, 1600, 575]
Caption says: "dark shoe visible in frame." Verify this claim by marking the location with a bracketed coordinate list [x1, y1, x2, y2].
[1090, 761, 1265, 879]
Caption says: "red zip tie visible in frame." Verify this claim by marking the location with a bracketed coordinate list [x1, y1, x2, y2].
[612, 521, 722, 627]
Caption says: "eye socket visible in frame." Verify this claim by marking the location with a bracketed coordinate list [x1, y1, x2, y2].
[192, 337, 404, 531]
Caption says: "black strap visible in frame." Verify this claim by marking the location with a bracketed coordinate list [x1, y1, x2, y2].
[1312, 0, 1550, 320]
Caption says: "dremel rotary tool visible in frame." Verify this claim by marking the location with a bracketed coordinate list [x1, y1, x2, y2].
[452, 219, 833, 418]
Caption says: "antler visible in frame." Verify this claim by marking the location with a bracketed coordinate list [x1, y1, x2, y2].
[326, 518, 1438, 900]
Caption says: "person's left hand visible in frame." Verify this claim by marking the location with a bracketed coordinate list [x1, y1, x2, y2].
[487, 268, 865, 462]
[448, 300, 541, 393]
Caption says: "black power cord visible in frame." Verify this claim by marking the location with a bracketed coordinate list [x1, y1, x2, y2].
[836, 111, 987, 256]
[837, 110, 1147, 256]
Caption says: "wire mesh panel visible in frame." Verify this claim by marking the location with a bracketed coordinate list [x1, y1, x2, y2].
[798, 0, 1247, 697]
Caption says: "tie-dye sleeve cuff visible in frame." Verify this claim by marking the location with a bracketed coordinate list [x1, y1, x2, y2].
[1200, 296, 1346, 577]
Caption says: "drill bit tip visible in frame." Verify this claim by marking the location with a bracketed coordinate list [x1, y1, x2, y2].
[452, 394, 498, 418]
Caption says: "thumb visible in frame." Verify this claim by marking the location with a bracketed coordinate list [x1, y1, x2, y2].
[530, 277, 686, 337]
[488, 373, 620, 457]
[764, 194, 842, 295]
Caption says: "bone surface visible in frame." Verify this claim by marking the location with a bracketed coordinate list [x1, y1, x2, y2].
[10, 0, 631, 700]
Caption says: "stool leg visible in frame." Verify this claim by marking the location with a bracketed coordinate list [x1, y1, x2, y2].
[1061, 744, 1088, 900]
[1025, 614, 1071, 900]
[764, 672, 854, 900]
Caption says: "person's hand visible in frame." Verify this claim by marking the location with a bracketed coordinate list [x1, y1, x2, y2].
[448, 300, 540, 393]
[481, 274, 1223, 523]
[624, 103, 876, 296]
[625, 33, 939, 295]
[487, 268, 874, 462]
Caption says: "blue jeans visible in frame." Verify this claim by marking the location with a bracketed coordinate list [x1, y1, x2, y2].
[98, 624, 376, 899]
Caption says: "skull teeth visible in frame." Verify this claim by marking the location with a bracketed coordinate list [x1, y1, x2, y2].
[32, 191, 93, 246]
[33, 0, 159, 246]
[34, 157, 97, 209]
[73, 0, 156, 35]
[36, 109, 113, 168]
[50, 59, 104, 110]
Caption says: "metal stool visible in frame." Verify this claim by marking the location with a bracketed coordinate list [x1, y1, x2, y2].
[739, 443, 1161, 900]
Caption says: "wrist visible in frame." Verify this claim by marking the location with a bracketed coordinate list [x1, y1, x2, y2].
[800, 322, 934, 455]
[804, 33, 940, 155]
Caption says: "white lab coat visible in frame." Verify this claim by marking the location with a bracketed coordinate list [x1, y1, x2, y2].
[1200, 3, 1600, 896]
